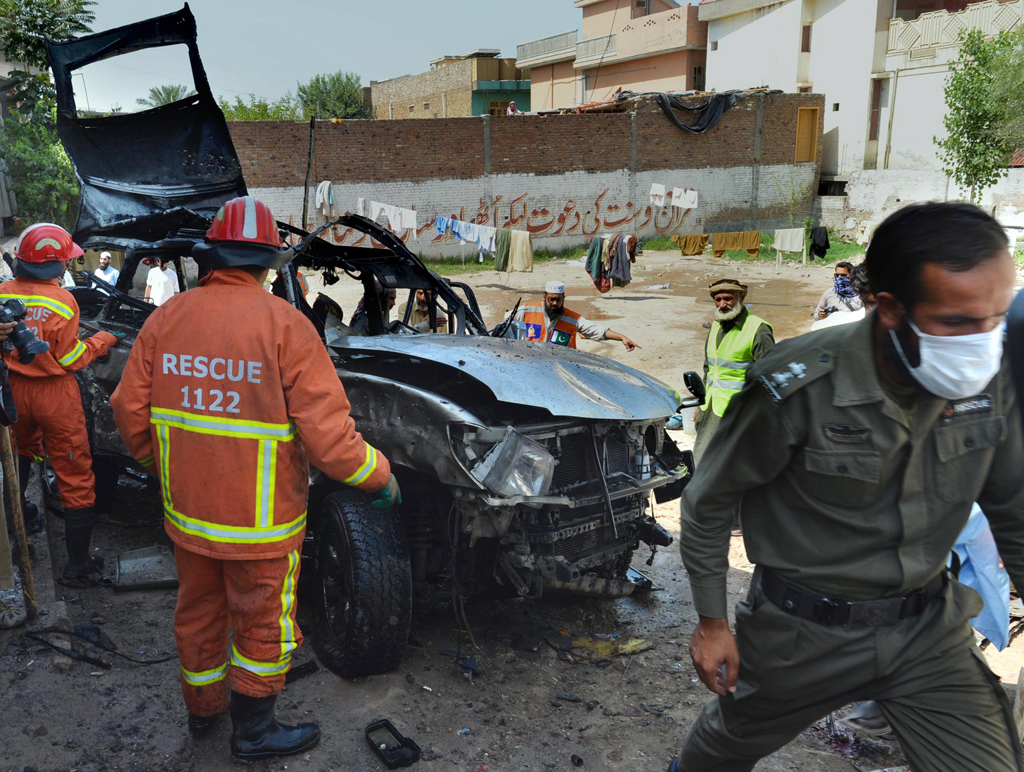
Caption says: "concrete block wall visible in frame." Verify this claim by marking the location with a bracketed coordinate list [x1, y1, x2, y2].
[231, 93, 825, 256]
[371, 60, 474, 120]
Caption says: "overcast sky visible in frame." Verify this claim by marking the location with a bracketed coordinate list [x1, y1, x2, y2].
[75, 1, 582, 112]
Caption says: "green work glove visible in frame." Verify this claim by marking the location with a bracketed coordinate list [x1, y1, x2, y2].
[109, 331, 127, 346]
[370, 474, 401, 510]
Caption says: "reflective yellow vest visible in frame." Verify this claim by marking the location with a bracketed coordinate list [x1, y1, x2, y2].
[702, 313, 771, 417]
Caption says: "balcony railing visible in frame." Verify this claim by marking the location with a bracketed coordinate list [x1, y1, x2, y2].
[575, 34, 617, 66]
[516, 30, 579, 68]
[888, 0, 1023, 54]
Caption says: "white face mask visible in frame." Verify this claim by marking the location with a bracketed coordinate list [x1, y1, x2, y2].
[890, 316, 1003, 400]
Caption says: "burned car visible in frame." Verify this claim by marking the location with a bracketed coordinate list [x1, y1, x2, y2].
[47, 6, 700, 678]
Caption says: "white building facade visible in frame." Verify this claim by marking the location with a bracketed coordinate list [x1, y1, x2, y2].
[699, 0, 1024, 179]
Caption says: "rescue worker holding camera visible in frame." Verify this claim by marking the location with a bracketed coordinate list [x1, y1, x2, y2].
[111, 196, 400, 761]
[0, 223, 118, 584]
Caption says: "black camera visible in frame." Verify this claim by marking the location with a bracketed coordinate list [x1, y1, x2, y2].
[0, 299, 50, 364]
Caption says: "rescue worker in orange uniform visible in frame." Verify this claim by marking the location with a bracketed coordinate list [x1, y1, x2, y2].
[111, 196, 400, 761]
[0, 223, 119, 584]
[508, 281, 641, 350]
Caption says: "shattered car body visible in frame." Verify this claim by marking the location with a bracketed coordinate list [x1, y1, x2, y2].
[48, 6, 697, 678]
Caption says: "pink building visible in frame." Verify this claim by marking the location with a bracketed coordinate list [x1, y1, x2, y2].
[516, 0, 709, 111]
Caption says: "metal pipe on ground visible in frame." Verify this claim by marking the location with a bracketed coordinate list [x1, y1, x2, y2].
[0, 425, 37, 620]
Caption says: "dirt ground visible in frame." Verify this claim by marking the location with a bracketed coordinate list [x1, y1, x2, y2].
[1, 247, 1014, 772]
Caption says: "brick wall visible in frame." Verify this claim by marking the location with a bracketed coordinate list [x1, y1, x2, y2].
[232, 92, 825, 255]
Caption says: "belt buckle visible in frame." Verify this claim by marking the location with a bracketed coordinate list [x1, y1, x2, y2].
[817, 598, 850, 625]
[846, 598, 899, 627]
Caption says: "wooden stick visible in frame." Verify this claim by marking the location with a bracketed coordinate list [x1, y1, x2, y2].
[0, 425, 37, 620]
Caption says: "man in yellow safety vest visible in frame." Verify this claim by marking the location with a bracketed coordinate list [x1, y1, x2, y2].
[693, 279, 775, 463]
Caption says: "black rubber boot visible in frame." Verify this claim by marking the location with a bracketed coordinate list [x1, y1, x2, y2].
[18, 457, 43, 536]
[61, 506, 103, 588]
[229, 691, 320, 761]
[188, 712, 220, 738]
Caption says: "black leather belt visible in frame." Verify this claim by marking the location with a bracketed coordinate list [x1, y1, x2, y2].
[761, 568, 948, 627]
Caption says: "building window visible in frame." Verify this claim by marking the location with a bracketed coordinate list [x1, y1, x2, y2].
[633, 0, 649, 17]
[489, 100, 510, 116]
[408, 104, 414, 113]
[423, 102, 430, 110]
[795, 107, 819, 163]
[868, 79, 884, 141]
[693, 66, 705, 92]
[710, 40, 718, 52]
[798, 86, 812, 93]
[801, 24, 812, 53]
[832, 103, 840, 111]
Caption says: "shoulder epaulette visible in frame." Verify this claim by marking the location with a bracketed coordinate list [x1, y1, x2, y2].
[755, 347, 834, 404]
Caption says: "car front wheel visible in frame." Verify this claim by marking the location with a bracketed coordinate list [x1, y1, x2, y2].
[310, 489, 412, 678]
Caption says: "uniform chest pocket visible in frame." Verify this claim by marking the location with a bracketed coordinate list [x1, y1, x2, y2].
[933, 416, 1005, 503]
[801, 448, 882, 508]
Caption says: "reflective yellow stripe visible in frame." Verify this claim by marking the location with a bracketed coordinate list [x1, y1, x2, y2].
[278, 550, 299, 661]
[181, 662, 227, 686]
[256, 440, 278, 528]
[58, 339, 86, 367]
[20, 451, 44, 463]
[158, 424, 173, 510]
[138, 454, 154, 467]
[150, 408, 296, 441]
[164, 504, 306, 545]
[343, 444, 379, 486]
[230, 643, 291, 677]
[0, 294, 73, 319]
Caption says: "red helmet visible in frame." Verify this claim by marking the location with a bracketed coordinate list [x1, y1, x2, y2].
[192, 196, 290, 270]
[14, 223, 83, 280]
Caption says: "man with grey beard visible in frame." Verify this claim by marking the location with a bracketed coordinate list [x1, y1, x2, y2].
[693, 279, 775, 464]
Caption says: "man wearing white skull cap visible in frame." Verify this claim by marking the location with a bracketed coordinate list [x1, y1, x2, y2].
[507, 281, 640, 351]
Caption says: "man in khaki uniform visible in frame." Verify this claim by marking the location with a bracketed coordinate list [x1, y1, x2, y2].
[673, 202, 1024, 772]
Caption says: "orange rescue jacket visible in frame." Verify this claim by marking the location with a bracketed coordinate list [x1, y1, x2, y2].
[0, 277, 115, 377]
[110, 269, 391, 560]
[521, 306, 580, 348]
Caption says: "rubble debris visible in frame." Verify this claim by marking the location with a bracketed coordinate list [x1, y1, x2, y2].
[114, 546, 178, 591]
[439, 649, 480, 677]
[571, 754, 585, 766]
[284, 660, 319, 685]
[365, 719, 421, 769]
[627, 567, 655, 592]
[642, 284, 671, 290]
[641, 703, 663, 716]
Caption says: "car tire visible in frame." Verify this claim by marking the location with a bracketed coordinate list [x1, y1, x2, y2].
[311, 489, 412, 678]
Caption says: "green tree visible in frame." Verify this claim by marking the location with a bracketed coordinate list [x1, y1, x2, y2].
[988, 26, 1024, 155]
[934, 28, 1013, 203]
[0, 117, 79, 228]
[137, 83, 197, 108]
[218, 92, 301, 121]
[296, 71, 368, 119]
[0, 0, 91, 228]
[0, 0, 95, 71]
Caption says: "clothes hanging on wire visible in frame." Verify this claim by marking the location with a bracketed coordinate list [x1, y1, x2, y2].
[508, 230, 534, 273]
[649, 184, 666, 208]
[436, 216, 497, 256]
[494, 228, 512, 271]
[810, 227, 831, 259]
[711, 231, 761, 257]
[671, 188, 698, 209]
[773, 228, 805, 253]
[357, 198, 417, 238]
[671, 234, 708, 256]
[609, 235, 633, 286]
[315, 181, 337, 218]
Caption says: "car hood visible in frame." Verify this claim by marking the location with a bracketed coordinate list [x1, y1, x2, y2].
[330, 334, 682, 421]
